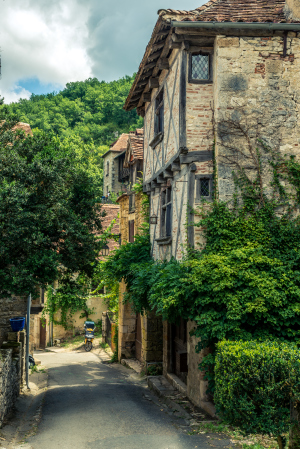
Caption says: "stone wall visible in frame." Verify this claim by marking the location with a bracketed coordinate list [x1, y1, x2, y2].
[103, 151, 124, 196]
[0, 296, 27, 347]
[187, 320, 211, 407]
[214, 33, 300, 202]
[140, 311, 163, 363]
[0, 340, 23, 427]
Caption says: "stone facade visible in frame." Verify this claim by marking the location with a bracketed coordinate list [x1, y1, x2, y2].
[117, 189, 163, 366]
[102, 150, 124, 197]
[0, 296, 27, 347]
[0, 330, 26, 427]
[215, 33, 300, 202]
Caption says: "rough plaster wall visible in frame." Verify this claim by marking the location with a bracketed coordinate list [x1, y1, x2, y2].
[186, 83, 214, 152]
[144, 51, 181, 183]
[172, 173, 188, 260]
[214, 34, 300, 202]
[52, 297, 107, 340]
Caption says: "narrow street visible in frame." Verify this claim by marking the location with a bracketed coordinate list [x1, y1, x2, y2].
[19, 350, 233, 449]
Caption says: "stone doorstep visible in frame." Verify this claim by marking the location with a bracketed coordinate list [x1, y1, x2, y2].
[148, 374, 217, 420]
[121, 358, 144, 374]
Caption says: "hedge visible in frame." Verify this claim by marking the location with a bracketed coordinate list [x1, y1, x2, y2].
[215, 340, 300, 440]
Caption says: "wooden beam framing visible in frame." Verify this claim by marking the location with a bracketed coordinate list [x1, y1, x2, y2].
[149, 78, 159, 89]
[157, 58, 169, 70]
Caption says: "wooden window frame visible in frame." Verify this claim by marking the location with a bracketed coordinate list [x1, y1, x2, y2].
[150, 88, 164, 149]
[195, 174, 213, 202]
[160, 186, 172, 238]
[189, 51, 213, 84]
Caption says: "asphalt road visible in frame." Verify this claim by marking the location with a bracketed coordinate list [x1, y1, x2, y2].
[25, 350, 234, 449]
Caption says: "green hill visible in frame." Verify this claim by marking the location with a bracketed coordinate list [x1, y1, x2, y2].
[7, 75, 142, 146]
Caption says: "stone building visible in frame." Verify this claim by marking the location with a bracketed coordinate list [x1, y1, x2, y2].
[124, 0, 300, 413]
[117, 132, 163, 366]
[102, 133, 130, 198]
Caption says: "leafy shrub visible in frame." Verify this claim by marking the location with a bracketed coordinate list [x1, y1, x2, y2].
[215, 340, 300, 440]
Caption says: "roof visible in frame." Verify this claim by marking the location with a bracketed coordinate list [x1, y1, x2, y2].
[124, 129, 144, 167]
[160, 0, 289, 23]
[124, 0, 298, 112]
[102, 133, 130, 158]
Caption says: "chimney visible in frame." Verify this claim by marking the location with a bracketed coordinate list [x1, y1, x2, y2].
[285, 0, 300, 20]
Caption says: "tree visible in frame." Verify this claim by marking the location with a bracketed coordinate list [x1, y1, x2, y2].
[0, 106, 104, 297]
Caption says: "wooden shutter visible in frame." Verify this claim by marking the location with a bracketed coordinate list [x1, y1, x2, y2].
[128, 220, 135, 243]
[166, 203, 172, 237]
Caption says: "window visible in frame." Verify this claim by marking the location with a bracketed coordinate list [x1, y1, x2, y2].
[161, 186, 172, 237]
[128, 220, 135, 243]
[155, 89, 164, 135]
[129, 193, 135, 212]
[196, 175, 213, 202]
[106, 161, 109, 176]
[189, 52, 213, 83]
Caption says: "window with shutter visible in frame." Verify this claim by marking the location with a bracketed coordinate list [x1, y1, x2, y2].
[161, 187, 172, 237]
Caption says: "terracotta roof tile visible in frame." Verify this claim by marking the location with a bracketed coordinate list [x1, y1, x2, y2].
[109, 133, 130, 153]
[130, 135, 144, 161]
[125, 0, 299, 111]
[162, 0, 290, 23]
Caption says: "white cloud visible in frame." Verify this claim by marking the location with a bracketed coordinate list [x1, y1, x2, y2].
[0, 0, 92, 102]
[0, 0, 205, 102]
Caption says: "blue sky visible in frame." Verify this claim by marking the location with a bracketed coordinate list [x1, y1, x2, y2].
[0, 0, 204, 103]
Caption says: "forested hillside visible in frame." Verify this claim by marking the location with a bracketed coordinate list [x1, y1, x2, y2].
[7, 75, 142, 146]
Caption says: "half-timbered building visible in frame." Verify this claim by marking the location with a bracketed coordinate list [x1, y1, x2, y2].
[117, 130, 163, 365]
[125, 0, 300, 413]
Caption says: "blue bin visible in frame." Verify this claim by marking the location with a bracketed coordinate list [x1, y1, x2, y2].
[9, 317, 25, 332]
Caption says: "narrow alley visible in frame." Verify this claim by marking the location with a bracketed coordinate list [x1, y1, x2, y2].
[12, 350, 234, 449]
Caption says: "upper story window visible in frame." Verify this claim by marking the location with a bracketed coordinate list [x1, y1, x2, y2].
[150, 89, 164, 149]
[106, 161, 109, 177]
[155, 89, 164, 135]
[195, 175, 213, 202]
[189, 52, 213, 84]
[161, 186, 172, 237]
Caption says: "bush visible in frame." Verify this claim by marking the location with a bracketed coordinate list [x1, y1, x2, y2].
[215, 340, 300, 441]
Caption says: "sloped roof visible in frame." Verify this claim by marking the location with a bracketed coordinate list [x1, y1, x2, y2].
[124, 0, 299, 112]
[160, 0, 288, 23]
[124, 129, 144, 167]
[110, 133, 130, 153]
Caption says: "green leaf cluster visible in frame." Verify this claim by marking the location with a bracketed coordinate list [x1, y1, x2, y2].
[215, 340, 300, 439]
[6, 76, 143, 146]
[0, 107, 104, 297]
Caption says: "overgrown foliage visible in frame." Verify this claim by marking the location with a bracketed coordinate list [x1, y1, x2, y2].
[215, 340, 300, 447]
[0, 107, 104, 297]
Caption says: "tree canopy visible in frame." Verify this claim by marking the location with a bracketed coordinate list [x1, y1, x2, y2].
[0, 106, 104, 297]
[6, 75, 143, 146]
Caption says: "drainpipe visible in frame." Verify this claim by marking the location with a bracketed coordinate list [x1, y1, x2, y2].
[171, 21, 300, 32]
[26, 293, 31, 390]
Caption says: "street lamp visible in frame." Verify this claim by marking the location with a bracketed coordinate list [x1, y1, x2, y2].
[150, 214, 158, 225]
[101, 245, 109, 256]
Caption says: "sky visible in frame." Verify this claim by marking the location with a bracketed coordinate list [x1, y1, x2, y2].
[0, 0, 205, 103]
